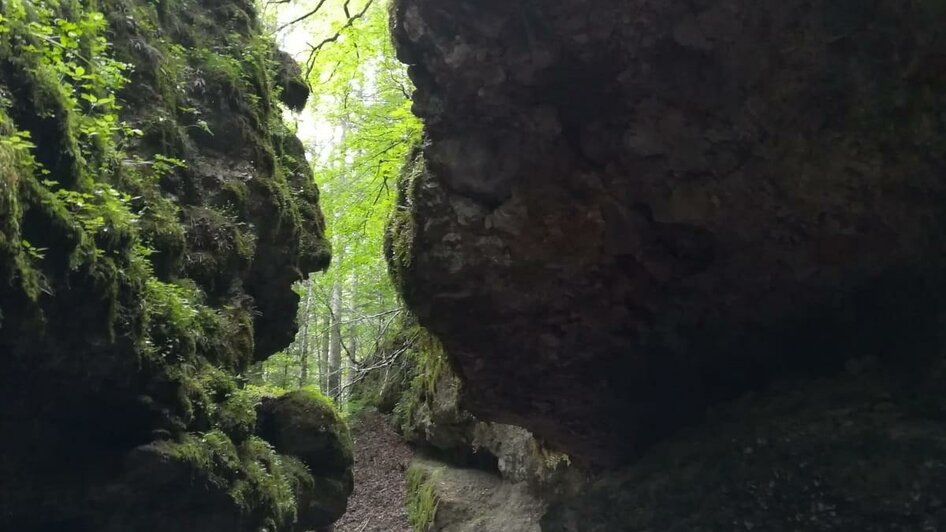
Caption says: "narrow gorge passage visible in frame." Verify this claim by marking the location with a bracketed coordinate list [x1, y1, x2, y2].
[2, 0, 945, 530]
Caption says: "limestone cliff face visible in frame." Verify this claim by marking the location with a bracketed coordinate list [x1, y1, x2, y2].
[0, 0, 348, 529]
[388, 0, 946, 467]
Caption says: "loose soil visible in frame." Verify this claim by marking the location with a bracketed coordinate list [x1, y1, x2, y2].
[335, 410, 414, 532]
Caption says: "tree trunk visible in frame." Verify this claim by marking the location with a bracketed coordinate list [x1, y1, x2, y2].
[281, 353, 291, 388]
[245, 363, 264, 385]
[343, 323, 356, 404]
[328, 280, 343, 402]
[345, 275, 359, 403]
[320, 321, 330, 392]
[298, 280, 312, 389]
[326, 118, 349, 404]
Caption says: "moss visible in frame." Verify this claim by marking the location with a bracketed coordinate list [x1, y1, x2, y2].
[136, 197, 186, 279]
[0, 0, 334, 527]
[391, 320, 453, 437]
[154, 430, 309, 529]
[218, 179, 249, 212]
[0, 106, 43, 302]
[406, 462, 441, 531]
[215, 389, 258, 442]
[385, 147, 424, 290]
[256, 387, 354, 474]
[180, 206, 256, 295]
[252, 171, 304, 235]
[154, 429, 241, 487]
[140, 111, 190, 160]
[192, 48, 245, 95]
[289, 387, 351, 460]
[231, 436, 299, 527]
[142, 277, 204, 360]
[296, 386, 342, 415]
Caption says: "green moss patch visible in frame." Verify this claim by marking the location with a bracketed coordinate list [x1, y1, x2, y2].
[406, 462, 441, 532]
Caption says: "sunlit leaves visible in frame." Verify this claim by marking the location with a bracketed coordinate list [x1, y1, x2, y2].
[261, 0, 419, 389]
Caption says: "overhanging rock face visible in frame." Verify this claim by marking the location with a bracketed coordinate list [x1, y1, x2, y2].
[387, 0, 946, 464]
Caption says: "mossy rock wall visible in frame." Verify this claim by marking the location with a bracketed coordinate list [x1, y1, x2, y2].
[352, 313, 572, 489]
[0, 0, 346, 530]
[406, 458, 546, 532]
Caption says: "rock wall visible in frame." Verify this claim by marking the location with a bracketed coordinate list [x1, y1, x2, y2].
[541, 369, 946, 531]
[388, 0, 946, 465]
[370, 318, 581, 530]
[0, 0, 350, 529]
[407, 458, 545, 532]
[386, 0, 946, 528]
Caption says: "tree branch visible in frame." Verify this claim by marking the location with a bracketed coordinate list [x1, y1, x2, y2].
[304, 0, 376, 78]
[278, 0, 330, 31]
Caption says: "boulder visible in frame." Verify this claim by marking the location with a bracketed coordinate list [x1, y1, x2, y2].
[407, 458, 545, 532]
[275, 50, 310, 112]
[388, 0, 946, 465]
[257, 390, 355, 527]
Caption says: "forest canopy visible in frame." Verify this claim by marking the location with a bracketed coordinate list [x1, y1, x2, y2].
[252, 0, 420, 408]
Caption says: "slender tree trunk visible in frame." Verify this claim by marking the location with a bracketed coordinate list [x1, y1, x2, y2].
[320, 322, 330, 392]
[326, 117, 349, 404]
[246, 363, 264, 385]
[343, 323, 356, 404]
[345, 275, 359, 403]
[298, 280, 312, 389]
[281, 353, 291, 388]
[328, 280, 343, 402]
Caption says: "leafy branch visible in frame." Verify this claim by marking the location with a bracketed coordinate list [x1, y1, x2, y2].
[304, 0, 376, 78]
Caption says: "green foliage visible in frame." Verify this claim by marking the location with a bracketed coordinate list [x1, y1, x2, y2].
[155, 430, 307, 529]
[5, 1, 136, 165]
[156, 429, 241, 488]
[0, 107, 43, 301]
[307, 0, 420, 274]
[393, 322, 451, 435]
[1, 0, 342, 527]
[160, 378, 353, 529]
[258, 0, 420, 413]
[385, 148, 422, 290]
[0, 0, 143, 305]
[41, 178, 138, 250]
[216, 388, 259, 442]
[406, 463, 440, 531]
[296, 385, 342, 414]
[231, 436, 300, 527]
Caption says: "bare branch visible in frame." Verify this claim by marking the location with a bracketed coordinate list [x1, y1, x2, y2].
[277, 0, 330, 31]
[338, 337, 416, 395]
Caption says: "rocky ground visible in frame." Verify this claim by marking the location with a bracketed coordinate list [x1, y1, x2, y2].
[407, 459, 544, 532]
[335, 410, 414, 532]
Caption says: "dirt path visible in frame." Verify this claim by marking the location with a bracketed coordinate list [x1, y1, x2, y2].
[335, 410, 414, 532]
